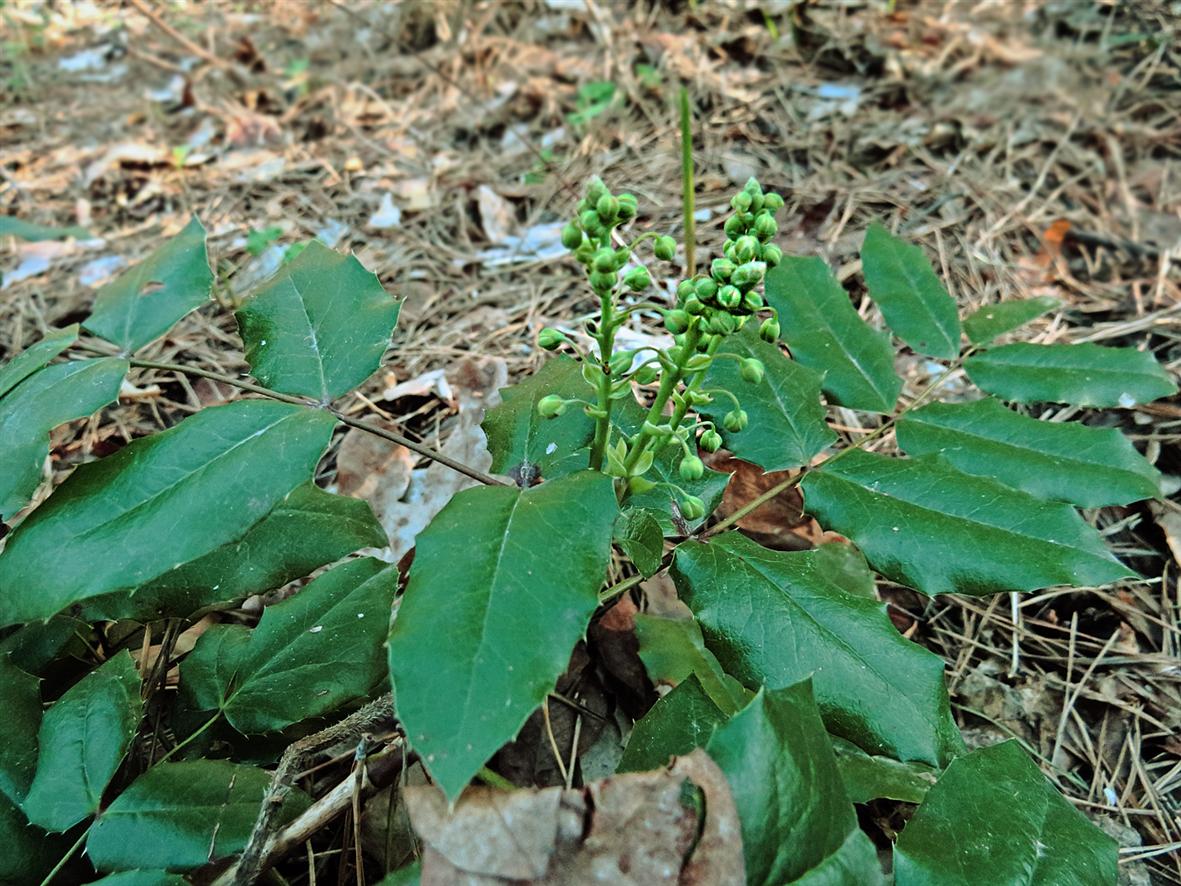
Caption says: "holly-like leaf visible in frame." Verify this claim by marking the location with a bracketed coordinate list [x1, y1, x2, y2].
[673, 533, 962, 766]
[634, 614, 747, 715]
[481, 355, 596, 481]
[84, 216, 213, 353]
[897, 397, 1161, 507]
[0, 400, 336, 627]
[813, 541, 878, 600]
[181, 557, 397, 734]
[0, 794, 59, 884]
[765, 255, 901, 412]
[388, 471, 618, 800]
[861, 223, 961, 359]
[832, 738, 937, 804]
[0, 324, 79, 399]
[23, 652, 142, 832]
[89, 872, 190, 886]
[613, 508, 665, 577]
[801, 450, 1135, 596]
[83, 483, 387, 621]
[87, 760, 309, 872]
[617, 675, 726, 773]
[700, 325, 835, 472]
[963, 296, 1060, 345]
[706, 681, 883, 886]
[236, 240, 400, 402]
[894, 741, 1117, 885]
[0, 357, 127, 520]
[964, 342, 1177, 408]
[0, 657, 41, 804]
[0, 616, 89, 675]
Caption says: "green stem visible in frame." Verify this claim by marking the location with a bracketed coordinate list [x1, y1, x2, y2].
[588, 289, 618, 472]
[39, 826, 90, 886]
[679, 87, 696, 277]
[477, 766, 516, 791]
[156, 711, 221, 764]
[623, 322, 704, 475]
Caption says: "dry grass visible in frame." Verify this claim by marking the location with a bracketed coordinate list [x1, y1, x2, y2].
[1, 0, 1178, 881]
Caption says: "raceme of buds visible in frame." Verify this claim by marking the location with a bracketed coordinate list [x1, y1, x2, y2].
[723, 409, 749, 433]
[538, 327, 567, 351]
[654, 235, 677, 261]
[740, 357, 765, 384]
[538, 394, 567, 419]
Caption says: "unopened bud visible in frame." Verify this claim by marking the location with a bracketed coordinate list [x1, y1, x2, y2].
[731, 191, 752, 213]
[538, 395, 567, 419]
[589, 270, 616, 291]
[753, 213, 777, 241]
[694, 277, 718, 300]
[680, 495, 706, 520]
[700, 428, 723, 452]
[683, 296, 705, 315]
[664, 309, 690, 334]
[710, 312, 737, 335]
[744, 291, 764, 311]
[711, 258, 736, 282]
[624, 265, 651, 291]
[724, 214, 746, 240]
[763, 192, 784, 211]
[679, 455, 705, 482]
[617, 193, 638, 220]
[538, 327, 567, 351]
[597, 193, 619, 222]
[676, 279, 696, 301]
[759, 316, 781, 343]
[735, 236, 760, 264]
[723, 409, 749, 433]
[561, 223, 583, 250]
[762, 244, 783, 267]
[587, 177, 609, 205]
[609, 350, 634, 375]
[740, 358, 765, 384]
[654, 235, 676, 261]
[718, 285, 742, 310]
[593, 248, 616, 273]
[743, 177, 762, 196]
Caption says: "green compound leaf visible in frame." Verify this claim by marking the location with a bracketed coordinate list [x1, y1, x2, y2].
[897, 397, 1161, 508]
[0, 794, 59, 884]
[617, 675, 726, 773]
[23, 652, 142, 832]
[87, 760, 310, 872]
[964, 342, 1177, 408]
[0, 324, 79, 399]
[700, 325, 835, 472]
[832, 737, 937, 805]
[236, 240, 400, 402]
[84, 482, 387, 621]
[706, 681, 883, 886]
[613, 508, 665, 578]
[181, 557, 397, 734]
[0, 400, 336, 627]
[388, 471, 618, 800]
[634, 614, 747, 716]
[963, 296, 1060, 345]
[894, 741, 1117, 886]
[673, 533, 961, 766]
[84, 216, 213, 353]
[766, 255, 901, 413]
[0, 216, 90, 242]
[88, 872, 190, 886]
[482, 355, 596, 482]
[0, 615, 90, 675]
[0, 357, 127, 520]
[812, 541, 878, 600]
[861, 223, 961, 360]
[801, 450, 1135, 596]
[0, 657, 41, 805]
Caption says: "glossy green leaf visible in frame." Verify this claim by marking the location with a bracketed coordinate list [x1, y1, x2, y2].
[0, 400, 336, 627]
[963, 296, 1060, 345]
[0, 324, 78, 399]
[84, 216, 213, 353]
[0, 794, 58, 884]
[673, 532, 961, 766]
[0, 357, 127, 520]
[801, 450, 1135, 596]
[482, 355, 595, 481]
[897, 397, 1161, 507]
[766, 256, 900, 412]
[376, 863, 422, 886]
[23, 652, 142, 832]
[0, 657, 41, 804]
[832, 737, 937, 804]
[617, 675, 726, 773]
[89, 872, 190, 886]
[84, 482, 387, 620]
[236, 240, 400, 402]
[634, 614, 747, 715]
[706, 681, 883, 886]
[0, 216, 89, 241]
[894, 741, 1117, 885]
[182, 557, 397, 733]
[87, 760, 309, 872]
[861, 223, 961, 359]
[700, 326, 835, 472]
[614, 508, 664, 577]
[964, 342, 1177, 408]
[388, 471, 618, 800]
[0, 615, 89, 675]
[813, 541, 877, 600]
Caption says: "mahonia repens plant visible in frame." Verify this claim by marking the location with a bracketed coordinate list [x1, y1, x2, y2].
[0, 167, 1173, 882]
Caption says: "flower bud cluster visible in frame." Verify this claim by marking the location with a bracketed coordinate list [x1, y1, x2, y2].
[561, 178, 650, 296]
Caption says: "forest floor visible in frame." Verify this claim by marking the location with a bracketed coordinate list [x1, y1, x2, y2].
[1, 0, 1179, 882]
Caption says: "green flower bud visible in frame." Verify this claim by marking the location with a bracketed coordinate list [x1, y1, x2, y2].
[700, 428, 723, 452]
[743, 291, 764, 311]
[762, 244, 783, 267]
[633, 364, 659, 384]
[654, 235, 677, 261]
[609, 350, 634, 375]
[624, 265, 651, 291]
[753, 213, 777, 241]
[561, 223, 583, 250]
[597, 193, 619, 222]
[684, 353, 712, 372]
[718, 285, 742, 309]
[732, 261, 766, 290]
[711, 258, 736, 282]
[538, 394, 567, 418]
[743, 177, 762, 196]
[723, 409, 749, 433]
[722, 240, 738, 262]
[709, 312, 737, 335]
[538, 327, 567, 351]
[579, 209, 601, 231]
[683, 296, 705, 315]
[748, 192, 764, 214]
[759, 316, 781, 342]
[676, 279, 695, 301]
[740, 357, 765, 384]
[679, 454, 705, 482]
[617, 193, 638, 220]
[735, 235, 760, 263]
[664, 309, 690, 334]
[694, 277, 718, 300]
[574, 242, 595, 264]
[763, 192, 784, 211]
[593, 248, 616, 273]
[680, 495, 706, 521]
[587, 177, 609, 205]
[731, 191, 752, 213]
[590, 270, 616, 291]
[723, 214, 746, 240]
